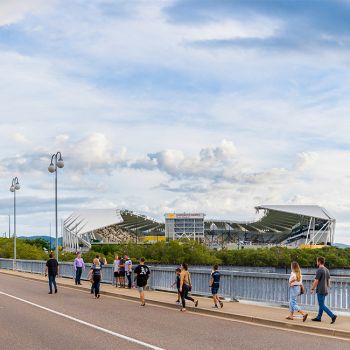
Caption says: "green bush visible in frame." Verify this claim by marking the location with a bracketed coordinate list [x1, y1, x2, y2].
[2, 237, 350, 268]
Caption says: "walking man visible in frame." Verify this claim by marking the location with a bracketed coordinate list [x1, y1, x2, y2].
[45, 252, 59, 294]
[311, 256, 337, 324]
[74, 252, 85, 285]
[134, 257, 150, 306]
[210, 264, 223, 309]
[124, 255, 133, 289]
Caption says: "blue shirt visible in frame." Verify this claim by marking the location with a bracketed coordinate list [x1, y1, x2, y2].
[176, 275, 180, 289]
[211, 271, 220, 286]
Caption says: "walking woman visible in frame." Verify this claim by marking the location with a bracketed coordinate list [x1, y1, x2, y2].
[89, 258, 103, 299]
[179, 263, 198, 312]
[286, 261, 308, 322]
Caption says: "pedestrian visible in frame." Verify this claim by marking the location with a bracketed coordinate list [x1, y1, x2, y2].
[134, 257, 150, 306]
[311, 257, 337, 324]
[74, 252, 85, 285]
[210, 264, 223, 309]
[285, 261, 308, 322]
[91, 255, 106, 294]
[119, 255, 125, 288]
[88, 258, 103, 299]
[45, 252, 59, 294]
[124, 255, 133, 289]
[113, 255, 120, 288]
[171, 268, 181, 304]
[179, 263, 198, 312]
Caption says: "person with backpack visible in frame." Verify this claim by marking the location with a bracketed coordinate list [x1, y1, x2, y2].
[179, 263, 198, 312]
[210, 264, 223, 309]
[45, 252, 59, 294]
[133, 257, 150, 306]
[311, 257, 337, 324]
[286, 261, 308, 322]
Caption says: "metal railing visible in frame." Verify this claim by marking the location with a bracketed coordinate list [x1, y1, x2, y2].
[1, 258, 349, 311]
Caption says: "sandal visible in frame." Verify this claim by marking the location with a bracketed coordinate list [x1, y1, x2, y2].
[285, 316, 293, 320]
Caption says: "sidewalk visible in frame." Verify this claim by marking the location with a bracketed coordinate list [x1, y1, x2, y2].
[1, 269, 350, 340]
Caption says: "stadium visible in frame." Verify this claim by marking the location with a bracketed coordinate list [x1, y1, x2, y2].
[62, 205, 335, 251]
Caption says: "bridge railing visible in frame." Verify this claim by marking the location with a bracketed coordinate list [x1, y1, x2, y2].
[1, 258, 349, 311]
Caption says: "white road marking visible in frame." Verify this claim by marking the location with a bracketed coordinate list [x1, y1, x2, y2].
[0, 290, 165, 350]
[2, 274, 350, 342]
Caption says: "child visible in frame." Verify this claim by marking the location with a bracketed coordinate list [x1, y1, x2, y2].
[210, 264, 223, 308]
[171, 268, 181, 304]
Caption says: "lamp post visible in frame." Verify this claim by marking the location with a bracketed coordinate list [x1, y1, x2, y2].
[48, 152, 64, 261]
[10, 177, 20, 270]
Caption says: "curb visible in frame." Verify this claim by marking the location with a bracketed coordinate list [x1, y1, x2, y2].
[2, 270, 350, 340]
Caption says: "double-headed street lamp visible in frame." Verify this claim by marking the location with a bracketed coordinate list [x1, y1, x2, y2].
[48, 152, 64, 261]
[10, 177, 20, 270]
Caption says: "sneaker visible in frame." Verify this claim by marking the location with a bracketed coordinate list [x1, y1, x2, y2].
[212, 305, 219, 309]
[55, 289, 57, 294]
[180, 308, 186, 312]
[311, 318, 321, 322]
[97, 294, 100, 299]
[219, 301, 224, 308]
[176, 300, 180, 304]
[331, 315, 337, 324]
[48, 291, 52, 294]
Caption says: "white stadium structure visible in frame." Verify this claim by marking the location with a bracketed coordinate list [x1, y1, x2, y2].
[62, 205, 336, 251]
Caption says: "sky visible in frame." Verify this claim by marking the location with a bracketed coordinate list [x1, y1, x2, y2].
[0, 0, 349, 243]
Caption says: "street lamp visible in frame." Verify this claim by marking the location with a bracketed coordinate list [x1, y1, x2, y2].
[10, 177, 20, 270]
[48, 152, 64, 261]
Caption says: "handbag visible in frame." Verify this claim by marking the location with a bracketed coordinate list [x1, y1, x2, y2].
[299, 284, 305, 295]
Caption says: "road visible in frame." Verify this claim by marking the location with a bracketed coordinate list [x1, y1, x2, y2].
[0, 273, 348, 350]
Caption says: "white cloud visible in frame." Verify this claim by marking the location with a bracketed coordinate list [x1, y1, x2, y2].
[0, 0, 53, 26]
[13, 132, 31, 145]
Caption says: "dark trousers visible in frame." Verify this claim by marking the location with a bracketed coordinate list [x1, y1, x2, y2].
[317, 293, 335, 320]
[180, 284, 194, 308]
[48, 274, 57, 292]
[92, 275, 101, 297]
[126, 273, 132, 288]
[75, 267, 83, 284]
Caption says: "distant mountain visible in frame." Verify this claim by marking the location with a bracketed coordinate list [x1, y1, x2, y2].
[18, 236, 62, 246]
[333, 243, 350, 249]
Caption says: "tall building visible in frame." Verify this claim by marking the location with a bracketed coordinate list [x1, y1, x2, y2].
[165, 213, 205, 240]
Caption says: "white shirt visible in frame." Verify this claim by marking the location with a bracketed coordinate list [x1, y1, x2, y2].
[289, 271, 302, 286]
[125, 259, 132, 273]
[113, 259, 120, 272]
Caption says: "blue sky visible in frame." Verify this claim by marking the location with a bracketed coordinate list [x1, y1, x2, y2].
[0, 0, 349, 242]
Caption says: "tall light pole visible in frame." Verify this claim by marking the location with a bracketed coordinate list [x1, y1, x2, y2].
[48, 152, 64, 261]
[10, 177, 20, 270]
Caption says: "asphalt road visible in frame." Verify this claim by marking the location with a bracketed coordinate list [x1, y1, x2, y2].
[0, 274, 349, 350]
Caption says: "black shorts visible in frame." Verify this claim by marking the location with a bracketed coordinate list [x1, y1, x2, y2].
[211, 285, 219, 295]
[119, 271, 125, 277]
[114, 272, 119, 278]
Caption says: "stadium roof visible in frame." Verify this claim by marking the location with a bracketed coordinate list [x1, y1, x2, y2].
[64, 209, 164, 237]
[255, 205, 334, 221]
[64, 209, 123, 235]
[206, 205, 335, 234]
